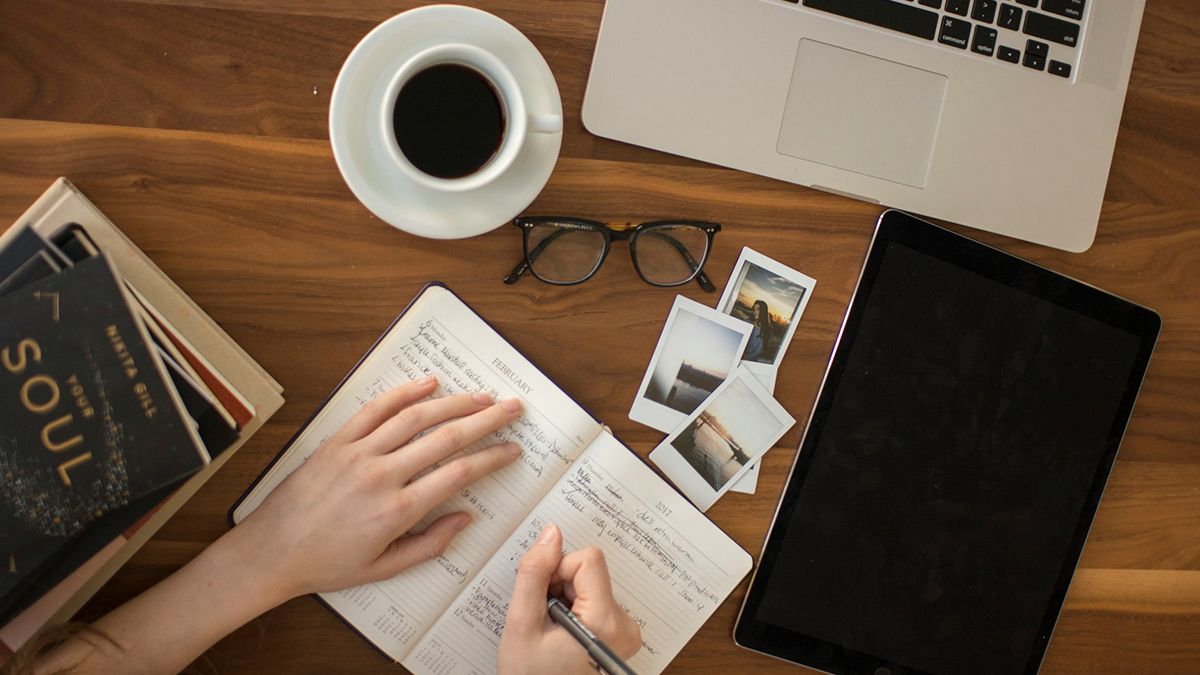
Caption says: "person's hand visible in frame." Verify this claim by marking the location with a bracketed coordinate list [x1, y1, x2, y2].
[230, 375, 524, 602]
[498, 524, 642, 675]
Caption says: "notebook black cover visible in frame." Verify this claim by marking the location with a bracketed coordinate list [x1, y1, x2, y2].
[0, 227, 48, 278]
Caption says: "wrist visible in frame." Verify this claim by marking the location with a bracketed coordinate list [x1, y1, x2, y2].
[77, 521, 299, 673]
[204, 523, 300, 610]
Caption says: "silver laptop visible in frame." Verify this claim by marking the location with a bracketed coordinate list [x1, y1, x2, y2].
[582, 0, 1145, 252]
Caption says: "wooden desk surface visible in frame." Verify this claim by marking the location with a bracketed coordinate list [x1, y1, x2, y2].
[1, 1, 1196, 672]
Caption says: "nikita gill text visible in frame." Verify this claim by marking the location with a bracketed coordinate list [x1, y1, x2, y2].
[2, 323, 157, 489]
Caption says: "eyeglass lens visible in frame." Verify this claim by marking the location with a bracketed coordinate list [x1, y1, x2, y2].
[525, 223, 607, 283]
[635, 225, 710, 285]
[524, 221, 711, 286]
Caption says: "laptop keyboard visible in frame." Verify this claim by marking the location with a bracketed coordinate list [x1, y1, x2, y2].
[793, 0, 1084, 80]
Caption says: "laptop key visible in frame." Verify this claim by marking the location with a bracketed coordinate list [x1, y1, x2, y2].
[998, 4, 1022, 30]
[1048, 60, 1072, 78]
[970, 0, 997, 24]
[944, 0, 969, 16]
[801, 0, 940, 40]
[971, 26, 998, 56]
[1014, 0, 1037, 6]
[918, 0, 942, 8]
[1023, 52, 1046, 71]
[1041, 0, 1084, 21]
[997, 45, 1021, 63]
[1024, 11, 1080, 47]
[1025, 39, 1049, 58]
[938, 16, 971, 48]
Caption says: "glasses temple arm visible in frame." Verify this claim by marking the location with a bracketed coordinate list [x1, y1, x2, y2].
[502, 259, 529, 285]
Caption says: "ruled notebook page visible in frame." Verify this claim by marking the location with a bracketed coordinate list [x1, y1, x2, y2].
[231, 285, 601, 660]
[405, 430, 753, 675]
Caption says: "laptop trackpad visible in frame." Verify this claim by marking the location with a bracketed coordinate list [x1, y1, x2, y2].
[778, 39, 948, 188]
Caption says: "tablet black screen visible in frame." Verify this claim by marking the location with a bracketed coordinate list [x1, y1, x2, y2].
[737, 214, 1158, 675]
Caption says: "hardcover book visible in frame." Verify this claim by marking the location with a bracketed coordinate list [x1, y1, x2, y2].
[0, 220, 237, 623]
[0, 228, 55, 278]
[0, 178, 284, 658]
[0, 255, 210, 604]
[43, 223, 241, 456]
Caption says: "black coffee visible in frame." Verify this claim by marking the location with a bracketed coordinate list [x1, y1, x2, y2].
[392, 64, 506, 179]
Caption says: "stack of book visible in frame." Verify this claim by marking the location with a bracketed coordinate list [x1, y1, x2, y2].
[0, 179, 283, 659]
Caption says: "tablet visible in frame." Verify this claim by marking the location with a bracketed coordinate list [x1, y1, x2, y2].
[734, 211, 1160, 675]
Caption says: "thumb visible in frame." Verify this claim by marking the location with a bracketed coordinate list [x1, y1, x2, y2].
[505, 524, 563, 638]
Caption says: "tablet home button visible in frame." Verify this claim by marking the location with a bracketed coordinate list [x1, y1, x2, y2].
[874, 668, 892, 675]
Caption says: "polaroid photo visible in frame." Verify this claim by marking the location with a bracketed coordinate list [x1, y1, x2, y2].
[730, 368, 774, 494]
[629, 296, 752, 434]
[742, 362, 777, 393]
[717, 247, 816, 384]
[730, 458, 761, 494]
[650, 366, 795, 511]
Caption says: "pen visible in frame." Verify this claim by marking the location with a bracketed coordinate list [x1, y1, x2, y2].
[546, 596, 638, 675]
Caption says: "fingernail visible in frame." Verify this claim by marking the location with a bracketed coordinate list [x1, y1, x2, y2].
[455, 513, 473, 530]
[472, 392, 492, 405]
[536, 524, 559, 545]
[419, 375, 436, 385]
[501, 398, 522, 413]
[506, 443, 522, 458]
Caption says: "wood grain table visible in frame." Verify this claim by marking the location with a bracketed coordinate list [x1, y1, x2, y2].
[1, 1, 1197, 672]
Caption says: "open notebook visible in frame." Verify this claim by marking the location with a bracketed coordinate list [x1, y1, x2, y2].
[231, 284, 752, 674]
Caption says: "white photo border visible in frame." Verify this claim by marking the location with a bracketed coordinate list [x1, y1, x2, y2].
[649, 366, 795, 512]
[628, 296, 752, 434]
[717, 247, 817, 371]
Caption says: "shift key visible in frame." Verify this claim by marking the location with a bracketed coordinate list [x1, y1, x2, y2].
[1024, 11, 1080, 47]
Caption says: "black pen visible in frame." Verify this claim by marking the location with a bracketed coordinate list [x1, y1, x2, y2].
[546, 596, 638, 675]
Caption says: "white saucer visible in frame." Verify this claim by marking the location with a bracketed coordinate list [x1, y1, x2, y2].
[329, 5, 562, 240]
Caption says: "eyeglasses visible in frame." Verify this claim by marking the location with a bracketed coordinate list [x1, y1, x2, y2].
[503, 217, 721, 291]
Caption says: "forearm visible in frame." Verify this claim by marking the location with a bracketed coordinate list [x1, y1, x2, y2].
[35, 524, 292, 675]
[26, 384, 522, 674]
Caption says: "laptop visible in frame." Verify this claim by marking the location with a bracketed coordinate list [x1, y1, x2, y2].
[582, 0, 1146, 252]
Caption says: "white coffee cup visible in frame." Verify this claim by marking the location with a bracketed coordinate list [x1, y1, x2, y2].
[380, 43, 562, 193]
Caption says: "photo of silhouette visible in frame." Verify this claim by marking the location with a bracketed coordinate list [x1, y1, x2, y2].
[725, 260, 811, 365]
[669, 376, 784, 490]
[645, 307, 746, 415]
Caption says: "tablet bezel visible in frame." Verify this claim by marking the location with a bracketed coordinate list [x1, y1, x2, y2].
[733, 210, 1161, 674]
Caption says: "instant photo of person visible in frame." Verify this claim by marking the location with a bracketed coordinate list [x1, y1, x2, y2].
[629, 296, 752, 434]
[718, 248, 816, 368]
[650, 367, 794, 511]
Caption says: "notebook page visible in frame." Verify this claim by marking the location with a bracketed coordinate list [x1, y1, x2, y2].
[232, 285, 601, 660]
[405, 430, 753, 675]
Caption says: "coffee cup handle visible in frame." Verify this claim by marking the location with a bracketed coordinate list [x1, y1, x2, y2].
[529, 114, 563, 134]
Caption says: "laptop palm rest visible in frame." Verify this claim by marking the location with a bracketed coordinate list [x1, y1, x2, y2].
[777, 39, 949, 189]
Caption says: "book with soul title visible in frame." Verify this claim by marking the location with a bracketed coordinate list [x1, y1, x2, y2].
[0, 255, 211, 613]
[0, 179, 284, 658]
